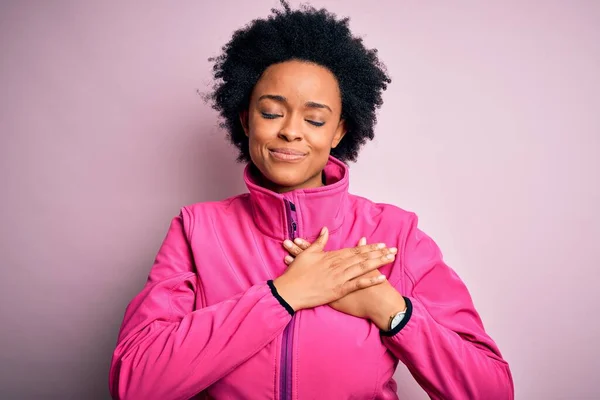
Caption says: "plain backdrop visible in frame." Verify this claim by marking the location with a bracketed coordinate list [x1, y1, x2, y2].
[1, 1, 599, 399]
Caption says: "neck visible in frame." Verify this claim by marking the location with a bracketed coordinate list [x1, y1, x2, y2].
[255, 167, 325, 194]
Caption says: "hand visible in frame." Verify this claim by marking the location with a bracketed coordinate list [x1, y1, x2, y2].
[284, 237, 406, 330]
[273, 227, 397, 312]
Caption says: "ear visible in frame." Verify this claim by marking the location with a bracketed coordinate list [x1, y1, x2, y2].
[331, 119, 347, 149]
[239, 110, 250, 137]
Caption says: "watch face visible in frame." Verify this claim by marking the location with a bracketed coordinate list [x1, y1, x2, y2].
[391, 312, 405, 329]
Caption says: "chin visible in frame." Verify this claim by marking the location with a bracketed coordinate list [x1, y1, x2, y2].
[263, 166, 306, 188]
[249, 150, 320, 190]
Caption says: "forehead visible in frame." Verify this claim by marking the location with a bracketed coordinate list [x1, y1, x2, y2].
[252, 60, 341, 107]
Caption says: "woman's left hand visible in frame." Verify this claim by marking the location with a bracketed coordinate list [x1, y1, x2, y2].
[283, 237, 406, 331]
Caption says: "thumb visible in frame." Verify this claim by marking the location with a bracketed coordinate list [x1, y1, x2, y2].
[308, 227, 329, 252]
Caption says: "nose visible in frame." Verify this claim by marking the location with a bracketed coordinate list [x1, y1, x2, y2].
[278, 114, 303, 142]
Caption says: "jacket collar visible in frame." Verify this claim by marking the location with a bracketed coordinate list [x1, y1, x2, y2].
[244, 156, 350, 241]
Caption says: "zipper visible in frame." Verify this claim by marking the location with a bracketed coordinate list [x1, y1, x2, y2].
[280, 199, 297, 400]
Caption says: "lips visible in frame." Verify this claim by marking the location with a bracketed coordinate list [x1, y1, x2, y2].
[269, 148, 307, 156]
[269, 148, 308, 161]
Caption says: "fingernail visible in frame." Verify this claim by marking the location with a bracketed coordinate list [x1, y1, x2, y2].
[321, 227, 327, 235]
[385, 254, 395, 260]
[283, 240, 293, 248]
[389, 247, 398, 254]
[285, 255, 293, 262]
[377, 274, 386, 281]
[294, 238, 303, 245]
[377, 243, 385, 249]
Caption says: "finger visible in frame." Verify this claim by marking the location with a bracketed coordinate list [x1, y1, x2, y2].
[336, 246, 397, 269]
[335, 249, 394, 272]
[294, 238, 311, 250]
[341, 273, 387, 295]
[284, 255, 294, 265]
[342, 253, 396, 280]
[308, 227, 329, 252]
[350, 246, 397, 264]
[337, 242, 387, 258]
[283, 240, 303, 256]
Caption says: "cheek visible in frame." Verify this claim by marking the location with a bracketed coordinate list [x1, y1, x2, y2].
[311, 127, 340, 150]
[248, 117, 279, 145]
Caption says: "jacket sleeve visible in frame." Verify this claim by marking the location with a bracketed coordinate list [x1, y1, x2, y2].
[109, 209, 292, 400]
[381, 215, 514, 400]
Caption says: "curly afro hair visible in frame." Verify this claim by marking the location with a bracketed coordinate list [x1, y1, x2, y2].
[209, 0, 391, 163]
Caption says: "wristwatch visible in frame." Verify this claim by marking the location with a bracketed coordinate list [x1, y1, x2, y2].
[388, 309, 407, 331]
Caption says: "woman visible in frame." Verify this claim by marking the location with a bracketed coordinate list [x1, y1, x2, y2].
[109, 2, 513, 399]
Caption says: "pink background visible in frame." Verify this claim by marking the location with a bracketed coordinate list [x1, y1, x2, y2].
[1, 1, 599, 399]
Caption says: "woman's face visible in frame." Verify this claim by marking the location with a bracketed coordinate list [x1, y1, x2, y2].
[241, 60, 346, 193]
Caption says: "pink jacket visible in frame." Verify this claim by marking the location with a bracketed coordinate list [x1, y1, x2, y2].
[109, 156, 513, 400]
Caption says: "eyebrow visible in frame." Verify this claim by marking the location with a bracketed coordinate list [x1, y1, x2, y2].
[258, 94, 332, 112]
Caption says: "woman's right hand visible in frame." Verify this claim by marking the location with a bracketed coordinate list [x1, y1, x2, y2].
[272, 227, 397, 312]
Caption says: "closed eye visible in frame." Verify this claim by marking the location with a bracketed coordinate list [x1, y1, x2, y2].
[261, 112, 282, 119]
[306, 120, 325, 127]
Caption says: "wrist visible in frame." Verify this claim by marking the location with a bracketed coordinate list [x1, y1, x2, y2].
[272, 277, 303, 312]
[370, 293, 406, 331]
